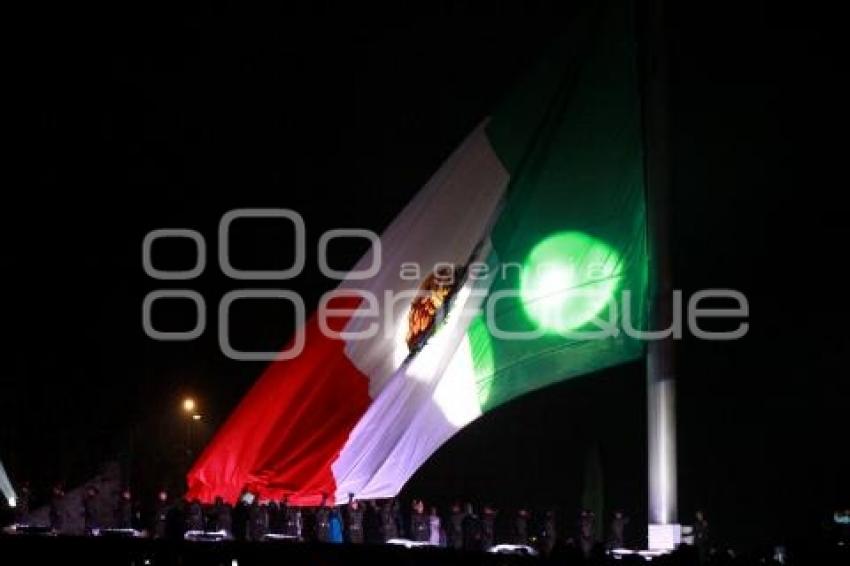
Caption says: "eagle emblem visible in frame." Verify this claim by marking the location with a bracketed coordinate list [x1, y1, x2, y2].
[405, 264, 464, 353]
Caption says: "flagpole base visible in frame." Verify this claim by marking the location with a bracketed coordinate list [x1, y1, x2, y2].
[648, 523, 681, 551]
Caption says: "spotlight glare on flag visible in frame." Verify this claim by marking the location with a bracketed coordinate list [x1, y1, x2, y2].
[520, 231, 621, 333]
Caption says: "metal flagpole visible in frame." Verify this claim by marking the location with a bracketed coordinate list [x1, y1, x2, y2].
[640, 0, 681, 550]
[0, 457, 16, 508]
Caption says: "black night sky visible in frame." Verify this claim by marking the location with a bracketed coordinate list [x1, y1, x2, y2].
[4, 0, 847, 550]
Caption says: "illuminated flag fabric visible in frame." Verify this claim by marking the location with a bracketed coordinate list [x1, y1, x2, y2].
[187, 1, 647, 505]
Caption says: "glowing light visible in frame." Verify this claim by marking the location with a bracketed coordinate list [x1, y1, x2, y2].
[520, 231, 621, 333]
[182, 398, 196, 413]
[433, 335, 482, 427]
[8, 496, 15, 508]
[432, 315, 495, 425]
[192, 414, 202, 421]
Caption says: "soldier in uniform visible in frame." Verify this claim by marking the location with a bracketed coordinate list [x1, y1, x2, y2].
[607, 510, 629, 549]
[364, 500, 381, 543]
[514, 508, 530, 546]
[187, 499, 205, 532]
[275, 497, 288, 535]
[265, 500, 279, 534]
[694, 510, 710, 564]
[115, 488, 134, 529]
[481, 506, 497, 550]
[259, 502, 270, 539]
[232, 498, 249, 540]
[165, 498, 186, 540]
[213, 496, 233, 536]
[83, 486, 99, 535]
[345, 495, 365, 543]
[315, 494, 331, 543]
[49, 484, 65, 533]
[380, 499, 399, 541]
[153, 489, 170, 538]
[282, 497, 302, 539]
[409, 499, 430, 542]
[248, 500, 269, 541]
[428, 506, 442, 546]
[539, 509, 557, 556]
[290, 506, 304, 539]
[462, 503, 482, 551]
[246, 499, 259, 540]
[579, 509, 595, 558]
[448, 503, 465, 549]
[392, 499, 403, 538]
[14, 482, 30, 525]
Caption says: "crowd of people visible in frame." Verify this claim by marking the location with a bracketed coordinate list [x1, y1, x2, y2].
[11, 483, 644, 557]
[10, 483, 849, 564]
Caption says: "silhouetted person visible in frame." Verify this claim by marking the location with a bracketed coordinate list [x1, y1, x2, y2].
[115, 488, 134, 529]
[232, 499, 249, 540]
[283, 498, 302, 538]
[608, 510, 629, 549]
[301, 506, 316, 542]
[561, 536, 582, 562]
[481, 506, 497, 549]
[14, 483, 30, 525]
[153, 490, 169, 538]
[410, 499, 430, 541]
[83, 486, 99, 535]
[364, 500, 381, 543]
[187, 499, 204, 532]
[316, 494, 331, 542]
[271, 498, 285, 534]
[49, 484, 65, 533]
[329, 505, 344, 543]
[449, 503, 465, 549]
[264, 500, 278, 533]
[514, 508, 529, 545]
[258, 503, 270, 538]
[579, 509, 595, 558]
[213, 496, 232, 536]
[694, 510, 710, 564]
[166, 499, 187, 540]
[462, 503, 483, 551]
[540, 510, 556, 556]
[429, 506, 442, 546]
[380, 499, 399, 541]
[345, 496, 364, 543]
[248, 500, 268, 540]
[246, 500, 259, 540]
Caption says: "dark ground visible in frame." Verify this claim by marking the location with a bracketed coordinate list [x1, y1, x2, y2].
[1, 533, 849, 566]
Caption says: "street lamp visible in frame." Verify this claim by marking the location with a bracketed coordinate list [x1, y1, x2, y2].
[181, 398, 200, 464]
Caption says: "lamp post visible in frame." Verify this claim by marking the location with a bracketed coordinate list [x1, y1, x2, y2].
[181, 398, 201, 462]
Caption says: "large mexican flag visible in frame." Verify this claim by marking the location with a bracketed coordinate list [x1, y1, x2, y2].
[187, 1, 647, 505]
